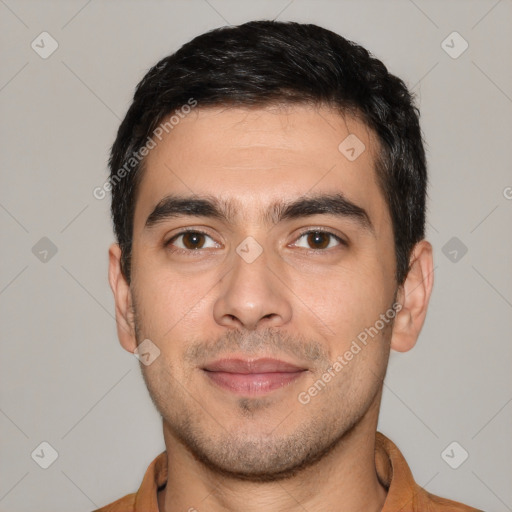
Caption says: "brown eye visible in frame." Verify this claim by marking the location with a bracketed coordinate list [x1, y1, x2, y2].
[181, 232, 206, 250]
[166, 231, 218, 252]
[294, 230, 345, 250]
[306, 231, 330, 249]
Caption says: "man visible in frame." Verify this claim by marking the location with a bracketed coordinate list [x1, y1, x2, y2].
[98, 20, 481, 512]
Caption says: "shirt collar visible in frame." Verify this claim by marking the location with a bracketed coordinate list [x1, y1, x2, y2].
[128, 432, 456, 511]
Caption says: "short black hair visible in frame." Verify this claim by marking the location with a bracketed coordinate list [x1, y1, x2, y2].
[108, 20, 427, 285]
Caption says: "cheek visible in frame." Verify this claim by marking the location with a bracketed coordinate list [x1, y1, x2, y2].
[132, 258, 219, 342]
[139, 357, 184, 422]
[293, 260, 391, 342]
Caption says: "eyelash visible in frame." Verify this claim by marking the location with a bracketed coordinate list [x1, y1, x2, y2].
[164, 228, 347, 255]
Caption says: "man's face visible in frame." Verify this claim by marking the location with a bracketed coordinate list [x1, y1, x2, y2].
[125, 105, 398, 479]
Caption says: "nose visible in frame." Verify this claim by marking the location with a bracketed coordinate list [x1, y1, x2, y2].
[213, 246, 292, 331]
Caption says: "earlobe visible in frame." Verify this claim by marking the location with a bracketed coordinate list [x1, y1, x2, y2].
[108, 243, 138, 353]
[390, 240, 434, 353]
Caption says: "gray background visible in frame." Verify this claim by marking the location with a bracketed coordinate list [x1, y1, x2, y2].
[1, 0, 511, 510]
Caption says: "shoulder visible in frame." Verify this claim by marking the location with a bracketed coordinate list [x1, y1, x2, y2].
[418, 489, 486, 512]
[376, 432, 484, 512]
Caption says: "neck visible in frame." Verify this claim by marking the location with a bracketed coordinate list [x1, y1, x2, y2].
[158, 399, 387, 512]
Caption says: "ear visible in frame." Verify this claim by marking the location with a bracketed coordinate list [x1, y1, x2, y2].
[108, 243, 137, 353]
[391, 240, 434, 353]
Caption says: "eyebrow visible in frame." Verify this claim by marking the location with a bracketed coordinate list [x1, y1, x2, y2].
[144, 192, 374, 234]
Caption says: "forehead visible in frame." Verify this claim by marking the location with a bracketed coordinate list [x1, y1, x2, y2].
[133, 104, 389, 231]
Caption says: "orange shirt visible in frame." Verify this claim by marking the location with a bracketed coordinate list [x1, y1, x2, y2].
[95, 432, 482, 512]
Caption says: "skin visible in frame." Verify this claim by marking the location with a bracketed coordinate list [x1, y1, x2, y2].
[109, 104, 434, 512]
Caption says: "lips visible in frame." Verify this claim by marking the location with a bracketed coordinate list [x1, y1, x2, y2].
[203, 357, 305, 373]
[202, 357, 307, 395]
